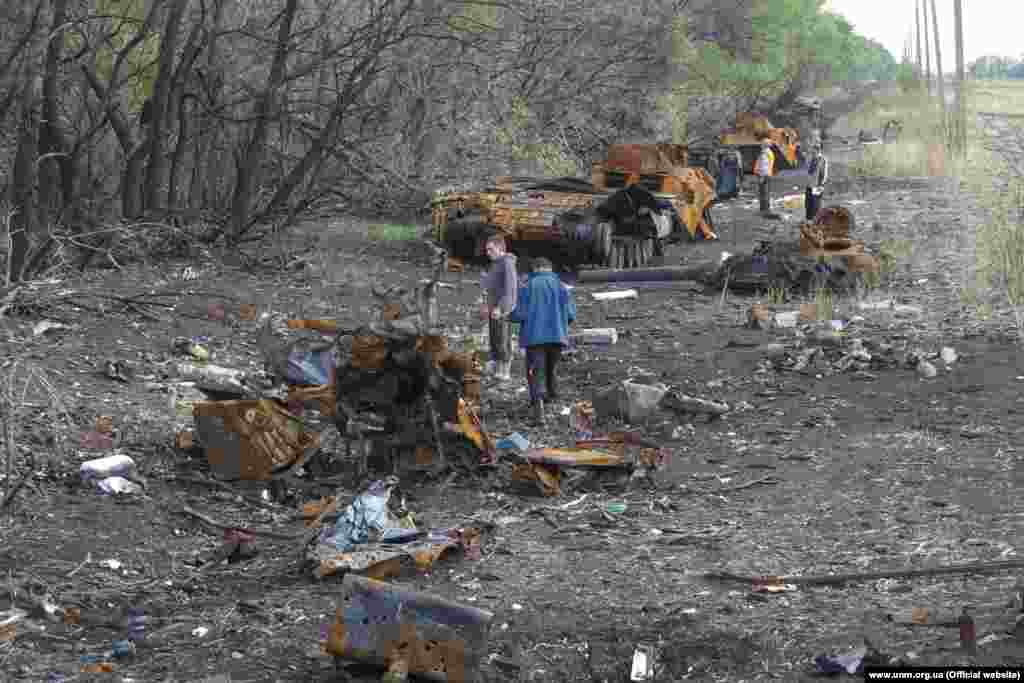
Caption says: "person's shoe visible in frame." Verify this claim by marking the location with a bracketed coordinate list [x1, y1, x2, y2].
[496, 360, 512, 381]
[531, 399, 546, 425]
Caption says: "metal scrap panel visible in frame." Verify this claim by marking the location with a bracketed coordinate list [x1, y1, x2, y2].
[326, 575, 494, 682]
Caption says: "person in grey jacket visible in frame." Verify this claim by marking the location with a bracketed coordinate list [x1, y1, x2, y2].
[805, 143, 829, 221]
[480, 234, 518, 380]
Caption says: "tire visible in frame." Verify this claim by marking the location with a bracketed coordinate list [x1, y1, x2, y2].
[601, 223, 613, 264]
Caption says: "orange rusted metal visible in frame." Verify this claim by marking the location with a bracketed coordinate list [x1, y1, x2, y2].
[431, 143, 717, 266]
[511, 462, 562, 496]
[606, 143, 689, 175]
[286, 318, 339, 332]
[814, 205, 854, 239]
[525, 447, 628, 468]
[193, 399, 320, 480]
[326, 575, 493, 682]
[720, 113, 801, 168]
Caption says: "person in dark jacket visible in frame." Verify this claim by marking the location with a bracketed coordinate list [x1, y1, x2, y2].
[715, 148, 742, 200]
[510, 257, 577, 424]
[804, 143, 829, 221]
[480, 235, 518, 380]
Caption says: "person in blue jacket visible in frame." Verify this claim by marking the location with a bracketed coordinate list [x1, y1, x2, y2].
[510, 257, 576, 424]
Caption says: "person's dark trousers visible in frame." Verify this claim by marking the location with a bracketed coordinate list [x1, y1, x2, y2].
[525, 343, 562, 402]
[488, 317, 511, 363]
[805, 188, 823, 221]
[758, 177, 771, 213]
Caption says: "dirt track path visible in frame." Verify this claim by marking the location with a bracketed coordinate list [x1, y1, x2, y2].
[0, 133, 1022, 681]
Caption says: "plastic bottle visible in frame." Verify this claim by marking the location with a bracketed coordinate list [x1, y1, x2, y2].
[126, 607, 146, 643]
[573, 328, 619, 345]
[80, 454, 136, 482]
[176, 362, 248, 394]
[111, 639, 135, 659]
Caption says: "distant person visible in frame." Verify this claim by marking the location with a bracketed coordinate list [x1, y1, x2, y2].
[755, 138, 776, 215]
[805, 143, 829, 221]
[480, 234, 518, 380]
[510, 257, 576, 425]
[715, 148, 742, 200]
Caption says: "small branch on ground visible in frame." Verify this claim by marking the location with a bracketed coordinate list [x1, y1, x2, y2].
[180, 504, 302, 542]
[703, 558, 1024, 586]
[713, 475, 779, 493]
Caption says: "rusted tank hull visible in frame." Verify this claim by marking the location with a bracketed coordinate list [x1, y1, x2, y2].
[431, 157, 716, 270]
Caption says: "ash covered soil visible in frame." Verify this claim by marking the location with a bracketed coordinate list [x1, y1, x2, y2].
[0, 148, 1022, 682]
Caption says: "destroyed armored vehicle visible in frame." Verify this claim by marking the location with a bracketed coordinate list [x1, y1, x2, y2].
[719, 112, 805, 174]
[431, 144, 717, 271]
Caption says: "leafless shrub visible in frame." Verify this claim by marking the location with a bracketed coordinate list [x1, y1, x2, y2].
[1, 359, 74, 512]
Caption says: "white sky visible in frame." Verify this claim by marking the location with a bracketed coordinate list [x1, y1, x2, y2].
[824, 0, 1023, 69]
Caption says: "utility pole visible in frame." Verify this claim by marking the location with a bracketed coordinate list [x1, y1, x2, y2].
[916, 0, 924, 81]
[922, 0, 932, 95]
[953, 0, 965, 154]
[930, 0, 947, 138]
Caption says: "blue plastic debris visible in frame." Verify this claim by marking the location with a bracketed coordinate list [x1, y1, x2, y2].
[495, 432, 530, 452]
[321, 479, 411, 552]
[285, 348, 336, 385]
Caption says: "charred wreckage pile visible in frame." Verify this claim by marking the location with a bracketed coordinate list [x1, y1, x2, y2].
[186, 246, 493, 489]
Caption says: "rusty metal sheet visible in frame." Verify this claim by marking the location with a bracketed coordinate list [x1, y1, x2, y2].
[511, 462, 561, 496]
[575, 430, 661, 450]
[606, 144, 688, 174]
[194, 399, 319, 480]
[327, 575, 494, 682]
[523, 447, 628, 468]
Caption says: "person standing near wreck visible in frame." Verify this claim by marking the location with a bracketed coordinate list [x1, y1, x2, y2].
[755, 137, 775, 215]
[510, 257, 576, 425]
[480, 234, 518, 381]
[805, 143, 829, 221]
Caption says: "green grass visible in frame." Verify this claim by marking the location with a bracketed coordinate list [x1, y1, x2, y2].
[846, 79, 1024, 337]
[966, 80, 1024, 116]
[367, 223, 420, 241]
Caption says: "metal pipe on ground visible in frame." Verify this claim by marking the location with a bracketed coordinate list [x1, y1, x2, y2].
[576, 264, 712, 285]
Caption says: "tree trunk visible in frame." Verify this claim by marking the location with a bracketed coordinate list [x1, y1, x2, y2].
[166, 21, 204, 209]
[7, 76, 41, 284]
[39, 0, 72, 213]
[915, 1, 923, 77]
[953, 0, 965, 154]
[190, 0, 226, 209]
[81, 65, 145, 219]
[258, 106, 343, 221]
[142, 0, 190, 213]
[227, 0, 300, 243]
[930, 0, 947, 139]
[168, 94, 191, 210]
[921, 0, 931, 94]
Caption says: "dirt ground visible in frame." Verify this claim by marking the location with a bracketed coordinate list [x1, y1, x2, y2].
[1, 115, 1022, 683]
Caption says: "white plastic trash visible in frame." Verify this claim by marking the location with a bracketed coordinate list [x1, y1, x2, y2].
[96, 476, 143, 495]
[621, 382, 668, 423]
[630, 644, 656, 681]
[176, 362, 248, 394]
[774, 311, 800, 328]
[592, 289, 637, 302]
[80, 454, 136, 482]
[574, 328, 618, 345]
